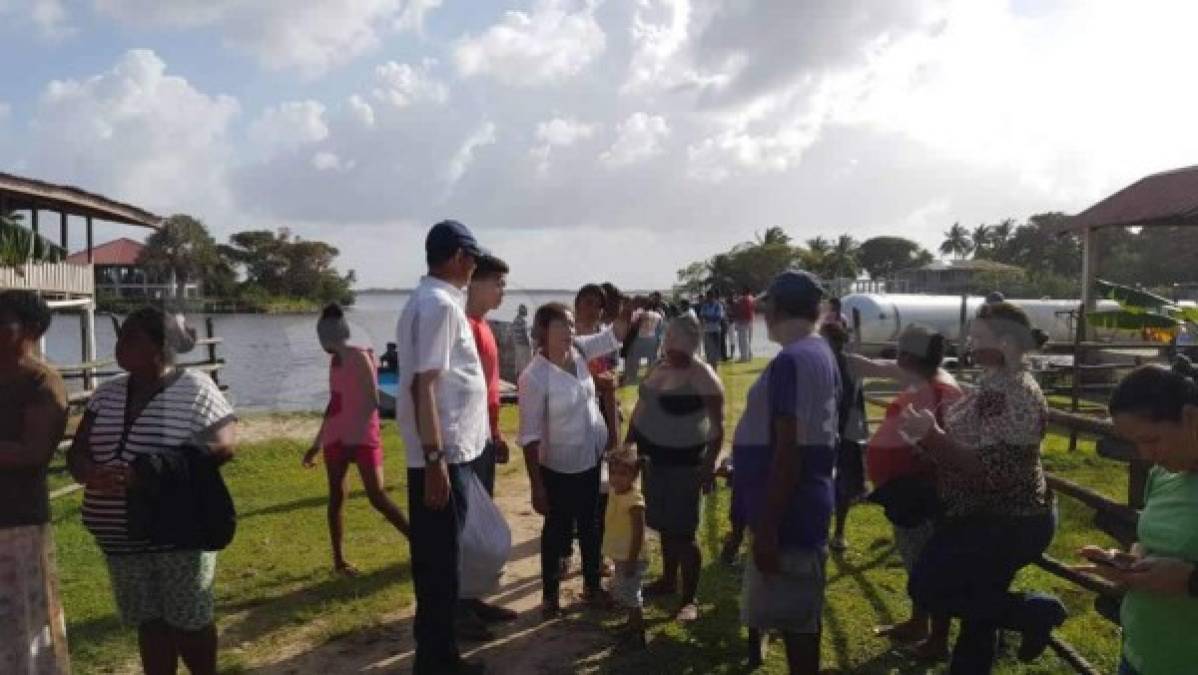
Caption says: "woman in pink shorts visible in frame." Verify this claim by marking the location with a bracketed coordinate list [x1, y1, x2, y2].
[304, 304, 409, 575]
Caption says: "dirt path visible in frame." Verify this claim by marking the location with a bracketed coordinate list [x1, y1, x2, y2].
[246, 466, 617, 674]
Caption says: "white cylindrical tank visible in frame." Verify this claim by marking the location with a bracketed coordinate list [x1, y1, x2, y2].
[841, 293, 1120, 354]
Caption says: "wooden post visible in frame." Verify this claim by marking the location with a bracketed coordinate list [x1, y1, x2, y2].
[79, 303, 97, 391]
[1070, 227, 1099, 451]
[851, 307, 862, 351]
[31, 207, 39, 239]
[59, 212, 68, 251]
[86, 216, 94, 263]
[205, 316, 220, 386]
[957, 293, 968, 375]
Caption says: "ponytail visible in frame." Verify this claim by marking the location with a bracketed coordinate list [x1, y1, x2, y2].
[1109, 356, 1198, 422]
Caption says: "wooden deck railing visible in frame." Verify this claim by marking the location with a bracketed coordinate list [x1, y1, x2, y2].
[0, 261, 94, 295]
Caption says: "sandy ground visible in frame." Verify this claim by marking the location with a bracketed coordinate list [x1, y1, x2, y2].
[243, 466, 619, 675]
[237, 413, 323, 445]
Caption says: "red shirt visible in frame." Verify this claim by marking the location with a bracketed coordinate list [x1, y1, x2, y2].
[866, 377, 963, 488]
[733, 296, 755, 323]
[468, 316, 501, 438]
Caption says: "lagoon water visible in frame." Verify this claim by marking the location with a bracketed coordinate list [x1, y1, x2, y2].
[44, 290, 778, 412]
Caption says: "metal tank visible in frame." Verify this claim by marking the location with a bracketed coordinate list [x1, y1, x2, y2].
[841, 293, 1121, 354]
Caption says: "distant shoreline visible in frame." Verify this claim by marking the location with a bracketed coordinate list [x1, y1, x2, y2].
[356, 287, 666, 295]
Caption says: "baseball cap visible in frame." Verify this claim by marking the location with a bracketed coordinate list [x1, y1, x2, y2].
[426, 220, 488, 261]
[757, 269, 826, 313]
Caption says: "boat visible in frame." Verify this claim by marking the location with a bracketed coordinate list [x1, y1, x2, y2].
[376, 369, 517, 417]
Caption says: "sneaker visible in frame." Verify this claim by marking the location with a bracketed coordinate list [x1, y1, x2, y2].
[470, 600, 518, 623]
[1018, 596, 1067, 662]
[455, 608, 495, 642]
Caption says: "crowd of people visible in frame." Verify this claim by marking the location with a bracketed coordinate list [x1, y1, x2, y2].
[3, 218, 1198, 675]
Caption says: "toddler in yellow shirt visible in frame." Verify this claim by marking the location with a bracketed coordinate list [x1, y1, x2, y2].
[603, 448, 648, 646]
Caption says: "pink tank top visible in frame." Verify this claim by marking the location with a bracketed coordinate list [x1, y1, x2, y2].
[325, 346, 382, 450]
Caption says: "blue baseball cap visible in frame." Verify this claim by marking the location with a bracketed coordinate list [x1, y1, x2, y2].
[426, 220, 488, 261]
[757, 269, 826, 312]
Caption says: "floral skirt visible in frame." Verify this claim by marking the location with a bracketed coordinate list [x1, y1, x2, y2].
[0, 524, 70, 675]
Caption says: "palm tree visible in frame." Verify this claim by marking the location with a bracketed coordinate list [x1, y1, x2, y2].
[970, 224, 993, 258]
[939, 222, 972, 260]
[138, 214, 224, 299]
[705, 253, 736, 295]
[755, 226, 792, 247]
[824, 234, 861, 279]
[1, 210, 66, 268]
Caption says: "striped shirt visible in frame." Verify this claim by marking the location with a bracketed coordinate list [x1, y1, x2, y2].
[81, 370, 235, 555]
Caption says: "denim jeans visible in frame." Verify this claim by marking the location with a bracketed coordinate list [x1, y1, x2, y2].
[471, 441, 497, 497]
[407, 463, 472, 673]
[540, 464, 602, 600]
[909, 509, 1058, 674]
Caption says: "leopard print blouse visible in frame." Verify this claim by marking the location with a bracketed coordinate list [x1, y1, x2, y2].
[937, 368, 1051, 518]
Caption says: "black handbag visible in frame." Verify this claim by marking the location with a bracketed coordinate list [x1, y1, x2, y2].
[127, 444, 236, 551]
[867, 475, 943, 528]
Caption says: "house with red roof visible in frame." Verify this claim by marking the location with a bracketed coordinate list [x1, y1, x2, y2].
[65, 237, 200, 299]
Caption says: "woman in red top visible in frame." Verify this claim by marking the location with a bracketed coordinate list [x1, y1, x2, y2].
[847, 325, 961, 660]
[303, 304, 409, 576]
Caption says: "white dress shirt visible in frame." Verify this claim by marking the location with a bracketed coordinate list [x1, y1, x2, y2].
[396, 275, 489, 467]
[517, 329, 620, 475]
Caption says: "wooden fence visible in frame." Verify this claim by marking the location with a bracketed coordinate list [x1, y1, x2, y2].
[0, 261, 94, 296]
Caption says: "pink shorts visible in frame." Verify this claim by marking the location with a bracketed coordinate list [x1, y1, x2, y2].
[323, 443, 384, 469]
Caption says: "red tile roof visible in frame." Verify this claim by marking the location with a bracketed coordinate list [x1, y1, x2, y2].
[65, 237, 145, 266]
[1056, 165, 1198, 233]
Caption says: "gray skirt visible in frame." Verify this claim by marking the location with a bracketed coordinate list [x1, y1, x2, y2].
[644, 463, 703, 539]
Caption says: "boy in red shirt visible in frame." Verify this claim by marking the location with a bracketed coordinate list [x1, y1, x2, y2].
[462, 254, 518, 634]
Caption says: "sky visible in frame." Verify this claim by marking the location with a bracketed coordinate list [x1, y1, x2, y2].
[4, 0, 1198, 290]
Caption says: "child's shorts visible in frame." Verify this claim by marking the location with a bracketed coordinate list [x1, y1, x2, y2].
[323, 443, 384, 469]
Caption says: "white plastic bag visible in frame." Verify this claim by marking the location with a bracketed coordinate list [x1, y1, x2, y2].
[459, 471, 512, 599]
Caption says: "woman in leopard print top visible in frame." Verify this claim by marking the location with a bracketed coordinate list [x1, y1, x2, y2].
[899, 302, 1065, 674]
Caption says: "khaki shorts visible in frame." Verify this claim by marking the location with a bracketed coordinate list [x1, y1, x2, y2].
[741, 547, 827, 634]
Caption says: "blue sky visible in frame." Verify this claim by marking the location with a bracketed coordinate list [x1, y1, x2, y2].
[3, 0, 1198, 289]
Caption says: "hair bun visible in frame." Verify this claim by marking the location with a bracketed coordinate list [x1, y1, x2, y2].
[321, 303, 344, 320]
[172, 314, 198, 355]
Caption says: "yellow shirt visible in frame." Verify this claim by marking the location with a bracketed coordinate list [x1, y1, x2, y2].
[603, 486, 647, 561]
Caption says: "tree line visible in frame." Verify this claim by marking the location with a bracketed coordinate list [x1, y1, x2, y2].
[137, 214, 355, 311]
[675, 212, 1198, 300]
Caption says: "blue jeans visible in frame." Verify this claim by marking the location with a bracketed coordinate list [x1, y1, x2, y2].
[407, 463, 472, 673]
[909, 510, 1059, 674]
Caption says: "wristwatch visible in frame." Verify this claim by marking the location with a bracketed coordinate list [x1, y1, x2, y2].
[1187, 564, 1198, 599]
[424, 449, 445, 464]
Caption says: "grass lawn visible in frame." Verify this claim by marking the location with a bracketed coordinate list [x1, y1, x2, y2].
[51, 360, 1127, 673]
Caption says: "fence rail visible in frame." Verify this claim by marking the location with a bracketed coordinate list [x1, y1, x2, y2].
[0, 261, 94, 295]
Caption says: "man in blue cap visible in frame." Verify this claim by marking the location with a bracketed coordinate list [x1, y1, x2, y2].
[730, 270, 841, 673]
[395, 220, 490, 674]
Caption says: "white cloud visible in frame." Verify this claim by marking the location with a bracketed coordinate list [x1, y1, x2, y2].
[395, 0, 442, 31]
[311, 151, 355, 173]
[454, 0, 606, 87]
[444, 122, 497, 191]
[347, 95, 376, 128]
[371, 59, 448, 108]
[623, 0, 693, 92]
[93, 0, 437, 76]
[29, 49, 238, 215]
[530, 116, 597, 173]
[0, 0, 72, 38]
[248, 101, 329, 156]
[601, 112, 669, 167]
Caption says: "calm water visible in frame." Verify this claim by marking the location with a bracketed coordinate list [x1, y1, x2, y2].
[44, 291, 777, 412]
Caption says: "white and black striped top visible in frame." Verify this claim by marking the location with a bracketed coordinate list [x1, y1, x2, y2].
[81, 370, 235, 555]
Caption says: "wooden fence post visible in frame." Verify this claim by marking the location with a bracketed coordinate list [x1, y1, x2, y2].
[205, 316, 220, 387]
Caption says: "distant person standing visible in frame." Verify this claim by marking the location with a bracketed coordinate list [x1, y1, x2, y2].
[733, 289, 756, 363]
[624, 297, 663, 385]
[699, 290, 726, 368]
[395, 220, 490, 675]
[460, 254, 519, 636]
[732, 271, 840, 673]
[819, 297, 849, 331]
